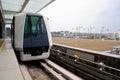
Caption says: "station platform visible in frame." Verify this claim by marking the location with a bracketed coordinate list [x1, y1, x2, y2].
[0, 38, 24, 80]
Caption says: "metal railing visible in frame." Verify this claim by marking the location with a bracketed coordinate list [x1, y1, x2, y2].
[50, 44, 120, 79]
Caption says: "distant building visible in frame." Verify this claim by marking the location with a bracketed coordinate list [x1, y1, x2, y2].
[52, 31, 102, 39]
[107, 31, 120, 40]
[51, 30, 120, 41]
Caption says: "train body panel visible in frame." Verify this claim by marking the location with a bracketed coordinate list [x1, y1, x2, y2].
[11, 13, 52, 61]
[14, 13, 26, 51]
[43, 16, 52, 47]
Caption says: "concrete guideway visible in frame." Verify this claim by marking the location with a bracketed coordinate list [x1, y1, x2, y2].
[42, 59, 83, 80]
[0, 39, 24, 80]
[19, 64, 32, 80]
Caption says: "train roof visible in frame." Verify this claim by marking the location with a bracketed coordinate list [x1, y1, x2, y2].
[14, 13, 43, 17]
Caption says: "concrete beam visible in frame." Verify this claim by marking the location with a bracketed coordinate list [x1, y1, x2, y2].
[3, 10, 19, 15]
[37, 0, 55, 13]
[20, 0, 29, 12]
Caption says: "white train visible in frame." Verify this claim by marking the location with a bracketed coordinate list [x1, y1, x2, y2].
[11, 13, 52, 61]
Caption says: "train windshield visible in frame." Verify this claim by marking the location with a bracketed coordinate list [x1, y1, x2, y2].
[23, 14, 49, 52]
[24, 15, 47, 38]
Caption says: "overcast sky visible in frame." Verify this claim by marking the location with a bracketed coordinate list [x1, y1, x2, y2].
[39, 0, 120, 33]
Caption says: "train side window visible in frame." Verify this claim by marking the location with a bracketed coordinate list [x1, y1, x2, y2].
[24, 16, 31, 38]
[40, 17, 47, 35]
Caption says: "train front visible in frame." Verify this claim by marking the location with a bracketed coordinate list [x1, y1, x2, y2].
[21, 13, 52, 61]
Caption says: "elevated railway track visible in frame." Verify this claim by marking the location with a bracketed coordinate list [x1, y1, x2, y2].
[19, 59, 82, 80]
[19, 61, 60, 80]
[17, 43, 120, 80]
[50, 43, 120, 80]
